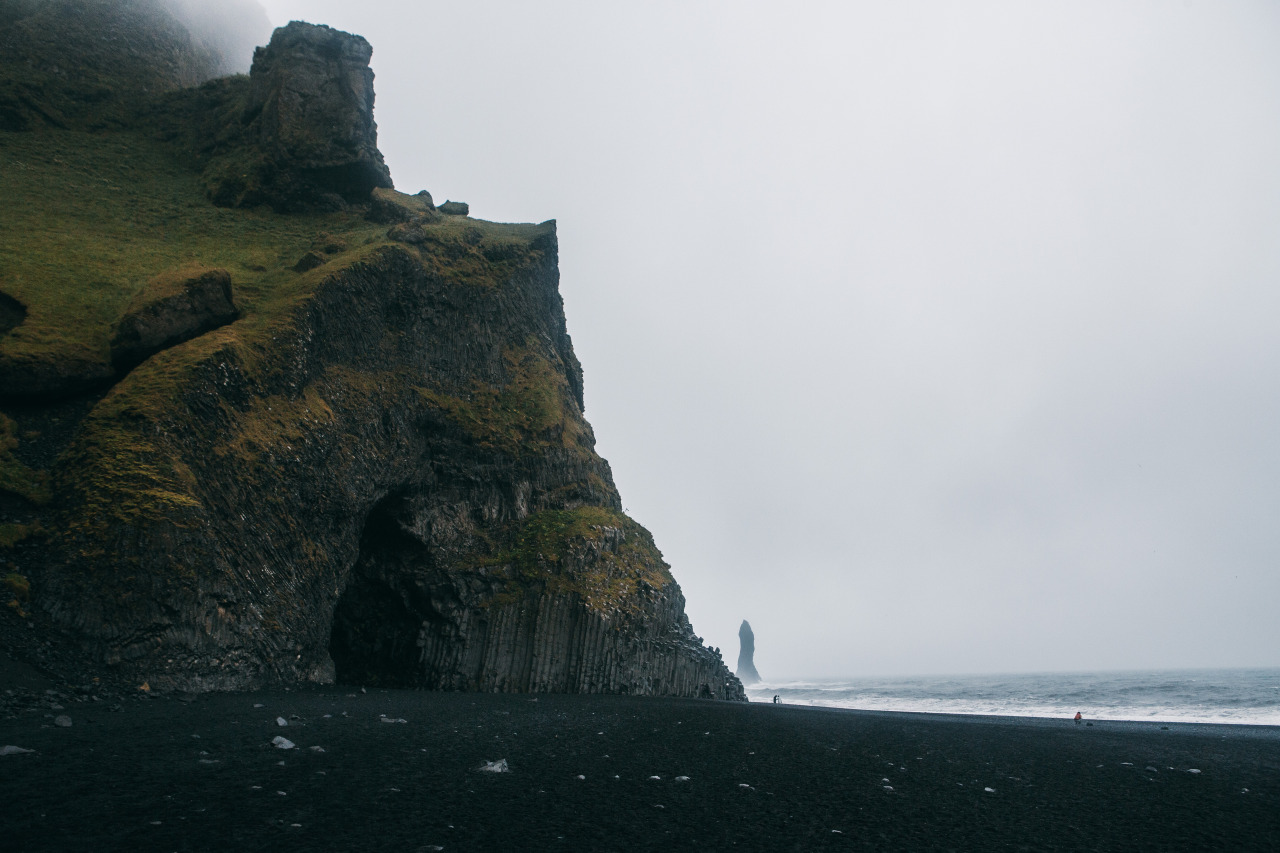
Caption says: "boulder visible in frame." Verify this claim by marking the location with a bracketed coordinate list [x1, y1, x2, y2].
[110, 268, 238, 372]
[367, 187, 440, 225]
[292, 251, 328, 273]
[438, 200, 469, 216]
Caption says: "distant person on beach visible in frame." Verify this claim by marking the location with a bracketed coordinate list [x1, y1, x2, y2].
[773, 695, 779, 704]
[1075, 712, 1083, 724]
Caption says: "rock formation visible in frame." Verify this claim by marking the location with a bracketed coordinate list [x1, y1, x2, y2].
[110, 267, 238, 372]
[0, 7, 743, 702]
[240, 21, 394, 210]
[737, 620, 761, 685]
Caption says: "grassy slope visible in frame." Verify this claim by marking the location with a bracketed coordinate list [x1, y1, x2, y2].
[0, 128, 383, 369]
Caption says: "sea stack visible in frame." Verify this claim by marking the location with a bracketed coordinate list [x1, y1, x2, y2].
[737, 620, 761, 685]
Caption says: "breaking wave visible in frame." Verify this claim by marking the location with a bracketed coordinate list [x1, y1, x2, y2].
[745, 668, 1280, 725]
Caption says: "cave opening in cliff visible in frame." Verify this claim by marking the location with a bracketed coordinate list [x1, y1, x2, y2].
[328, 494, 428, 688]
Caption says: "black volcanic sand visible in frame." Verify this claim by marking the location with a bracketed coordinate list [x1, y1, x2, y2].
[2, 690, 1277, 852]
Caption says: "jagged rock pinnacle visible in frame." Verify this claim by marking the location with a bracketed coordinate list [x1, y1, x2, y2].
[737, 620, 761, 685]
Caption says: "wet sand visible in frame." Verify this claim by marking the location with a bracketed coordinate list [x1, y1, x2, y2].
[3, 688, 1277, 851]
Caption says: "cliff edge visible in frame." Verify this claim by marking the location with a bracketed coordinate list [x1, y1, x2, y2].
[0, 6, 743, 700]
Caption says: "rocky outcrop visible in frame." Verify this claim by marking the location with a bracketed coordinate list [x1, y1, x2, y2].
[0, 267, 238, 400]
[737, 619, 761, 685]
[223, 21, 393, 211]
[110, 267, 238, 372]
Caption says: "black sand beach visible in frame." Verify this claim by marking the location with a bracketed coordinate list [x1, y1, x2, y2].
[3, 687, 1277, 852]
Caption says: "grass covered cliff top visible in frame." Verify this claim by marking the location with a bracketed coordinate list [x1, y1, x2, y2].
[0, 127, 383, 371]
[0, 124, 555, 384]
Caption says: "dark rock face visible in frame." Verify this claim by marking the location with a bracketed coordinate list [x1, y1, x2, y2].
[38, 226, 743, 701]
[242, 21, 393, 209]
[0, 290, 26, 337]
[0, 354, 115, 403]
[737, 619, 761, 685]
[109, 267, 238, 372]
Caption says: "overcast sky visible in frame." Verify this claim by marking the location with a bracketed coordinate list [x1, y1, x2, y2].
[246, 1, 1280, 678]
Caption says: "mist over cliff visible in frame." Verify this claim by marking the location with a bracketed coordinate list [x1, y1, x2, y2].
[164, 0, 273, 74]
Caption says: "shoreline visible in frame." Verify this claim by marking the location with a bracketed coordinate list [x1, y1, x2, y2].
[755, 700, 1280, 735]
[4, 687, 1278, 851]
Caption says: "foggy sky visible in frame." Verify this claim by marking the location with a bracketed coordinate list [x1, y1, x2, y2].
[246, 1, 1280, 678]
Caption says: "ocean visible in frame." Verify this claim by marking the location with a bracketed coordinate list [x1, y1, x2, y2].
[744, 668, 1280, 726]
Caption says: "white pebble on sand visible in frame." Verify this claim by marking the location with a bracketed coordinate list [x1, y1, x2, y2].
[675, 776, 690, 782]
[477, 759, 509, 773]
[276, 717, 288, 727]
[984, 787, 996, 793]
[1, 745, 35, 755]
[272, 736, 296, 750]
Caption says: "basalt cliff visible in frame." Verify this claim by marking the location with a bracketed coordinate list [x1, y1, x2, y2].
[0, 1, 743, 700]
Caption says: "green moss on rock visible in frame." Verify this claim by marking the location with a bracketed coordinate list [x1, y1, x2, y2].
[478, 507, 674, 615]
[420, 339, 586, 456]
